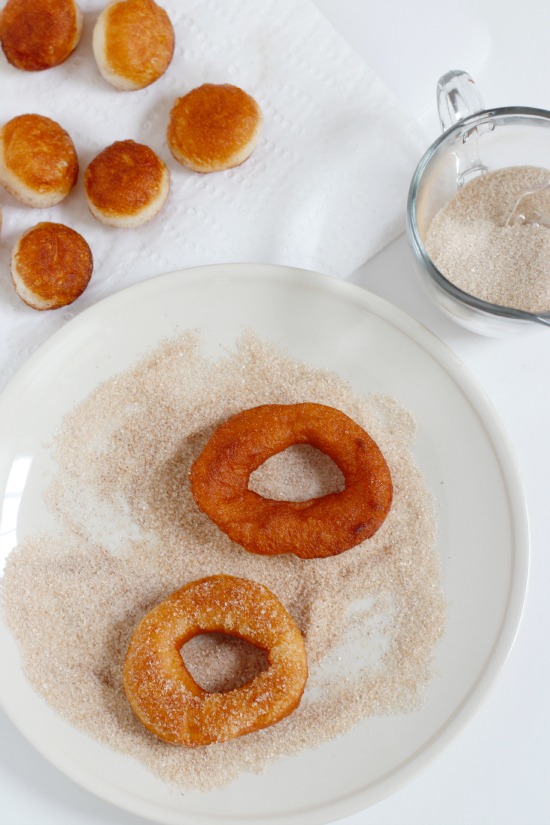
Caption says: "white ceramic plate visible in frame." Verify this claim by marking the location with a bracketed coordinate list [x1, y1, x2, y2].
[0, 264, 528, 825]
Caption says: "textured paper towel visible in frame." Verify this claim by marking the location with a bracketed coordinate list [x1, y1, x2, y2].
[0, 0, 424, 389]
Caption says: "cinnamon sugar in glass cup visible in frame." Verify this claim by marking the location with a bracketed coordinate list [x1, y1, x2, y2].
[407, 70, 550, 335]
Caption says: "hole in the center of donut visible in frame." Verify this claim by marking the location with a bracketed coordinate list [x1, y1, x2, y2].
[180, 632, 269, 693]
[248, 444, 345, 501]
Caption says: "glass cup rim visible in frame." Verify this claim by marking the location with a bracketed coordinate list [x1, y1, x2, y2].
[407, 105, 550, 326]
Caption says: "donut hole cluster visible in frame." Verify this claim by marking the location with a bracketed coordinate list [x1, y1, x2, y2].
[0, 0, 262, 310]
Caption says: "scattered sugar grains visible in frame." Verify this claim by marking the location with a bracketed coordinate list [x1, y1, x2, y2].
[425, 165, 550, 313]
[2, 332, 445, 791]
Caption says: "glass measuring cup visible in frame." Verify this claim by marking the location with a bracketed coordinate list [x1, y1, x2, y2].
[407, 70, 550, 335]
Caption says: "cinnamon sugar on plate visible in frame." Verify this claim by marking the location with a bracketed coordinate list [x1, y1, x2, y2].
[1, 332, 445, 791]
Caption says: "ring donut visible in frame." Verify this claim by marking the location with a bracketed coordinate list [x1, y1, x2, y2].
[123, 575, 308, 747]
[190, 403, 393, 559]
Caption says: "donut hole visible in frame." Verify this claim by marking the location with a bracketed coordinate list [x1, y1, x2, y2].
[248, 444, 345, 502]
[180, 632, 269, 693]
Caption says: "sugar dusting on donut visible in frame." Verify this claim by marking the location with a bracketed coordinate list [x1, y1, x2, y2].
[123, 575, 308, 746]
[2, 331, 445, 791]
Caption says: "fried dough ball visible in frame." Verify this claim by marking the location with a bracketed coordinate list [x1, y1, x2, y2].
[123, 575, 308, 747]
[11, 222, 93, 310]
[93, 0, 174, 91]
[0, 114, 79, 207]
[0, 0, 82, 71]
[167, 83, 263, 172]
[190, 403, 393, 558]
[84, 139, 170, 228]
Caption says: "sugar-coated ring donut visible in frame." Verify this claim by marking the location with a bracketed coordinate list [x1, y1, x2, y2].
[123, 575, 308, 747]
[190, 403, 393, 559]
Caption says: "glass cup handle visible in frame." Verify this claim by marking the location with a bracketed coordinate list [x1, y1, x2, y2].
[437, 70, 485, 132]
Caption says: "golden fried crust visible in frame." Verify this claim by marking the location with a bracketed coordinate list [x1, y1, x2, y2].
[123, 575, 308, 747]
[0, 114, 78, 198]
[101, 0, 174, 89]
[190, 403, 393, 559]
[167, 84, 262, 172]
[11, 222, 93, 310]
[84, 140, 167, 217]
[0, 0, 81, 71]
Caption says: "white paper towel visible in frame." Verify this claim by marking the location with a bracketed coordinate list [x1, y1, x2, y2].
[0, 0, 425, 389]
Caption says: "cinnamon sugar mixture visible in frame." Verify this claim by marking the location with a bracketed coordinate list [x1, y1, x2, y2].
[425, 166, 550, 312]
[1, 332, 445, 791]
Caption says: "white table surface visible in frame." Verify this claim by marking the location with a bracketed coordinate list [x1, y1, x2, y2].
[2, 0, 549, 824]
